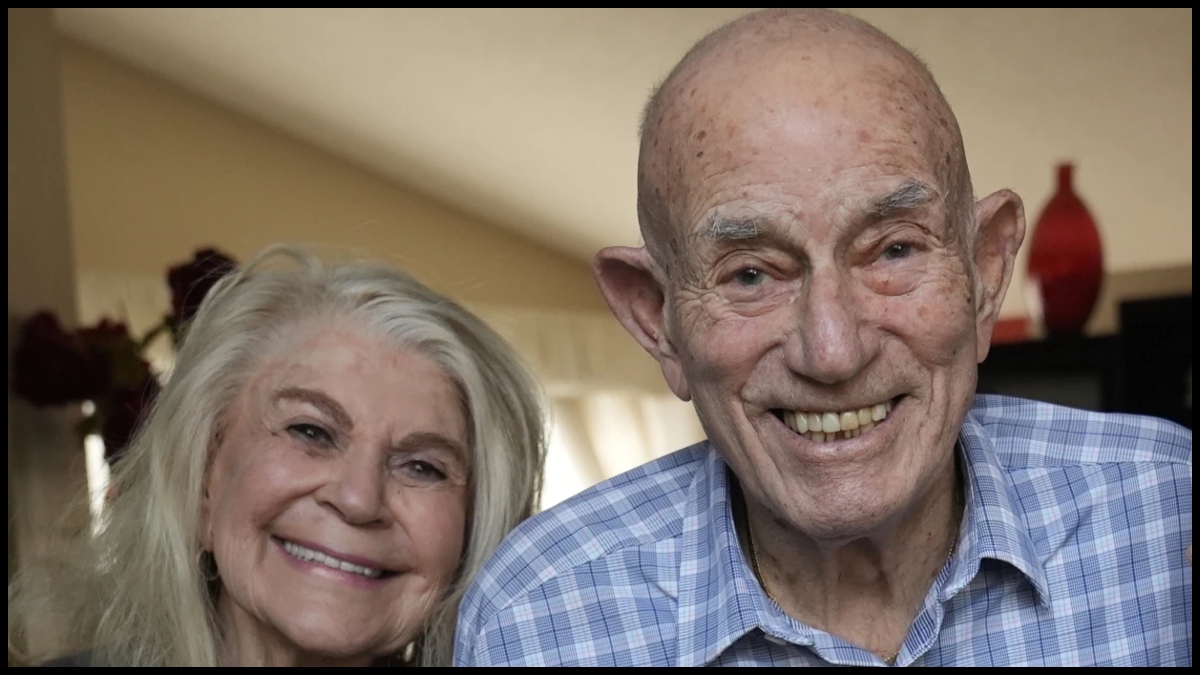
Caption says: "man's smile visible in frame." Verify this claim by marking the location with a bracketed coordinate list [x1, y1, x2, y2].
[771, 397, 898, 442]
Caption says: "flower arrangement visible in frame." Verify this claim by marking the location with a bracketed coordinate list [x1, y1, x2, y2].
[11, 248, 237, 464]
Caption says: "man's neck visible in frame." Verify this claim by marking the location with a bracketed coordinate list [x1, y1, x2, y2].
[735, 456, 963, 662]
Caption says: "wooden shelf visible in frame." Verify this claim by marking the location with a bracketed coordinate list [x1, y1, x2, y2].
[978, 334, 1117, 413]
[977, 295, 1191, 430]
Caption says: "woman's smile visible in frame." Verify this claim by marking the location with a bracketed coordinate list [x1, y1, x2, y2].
[272, 536, 398, 588]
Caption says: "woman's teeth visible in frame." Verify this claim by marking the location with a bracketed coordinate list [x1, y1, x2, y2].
[281, 540, 384, 578]
[780, 400, 893, 442]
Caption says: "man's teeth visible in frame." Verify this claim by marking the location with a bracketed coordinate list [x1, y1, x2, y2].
[282, 540, 384, 578]
[782, 400, 893, 442]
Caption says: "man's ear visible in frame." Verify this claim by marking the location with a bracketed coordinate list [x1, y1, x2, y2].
[971, 189, 1026, 362]
[593, 246, 691, 401]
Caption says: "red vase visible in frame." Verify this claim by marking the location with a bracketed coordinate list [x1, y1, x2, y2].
[1025, 163, 1104, 336]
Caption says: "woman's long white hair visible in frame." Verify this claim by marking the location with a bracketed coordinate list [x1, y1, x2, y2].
[8, 245, 546, 666]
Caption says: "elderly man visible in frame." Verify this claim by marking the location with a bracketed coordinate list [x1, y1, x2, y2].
[456, 9, 1192, 667]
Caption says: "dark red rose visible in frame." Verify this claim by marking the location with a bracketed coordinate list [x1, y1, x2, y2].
[78, 319, 153, 392]
[76, 318, 131, 349]
[167, 248, 237, 325]
[101, 374, 161, 464]
[11, 312, 108, 406]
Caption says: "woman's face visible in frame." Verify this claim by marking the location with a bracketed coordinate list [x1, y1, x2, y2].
[201, 324, 470, 665]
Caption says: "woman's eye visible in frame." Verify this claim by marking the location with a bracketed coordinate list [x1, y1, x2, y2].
[881, 243, 914, 261]
[734, 268, 769, 287]
[287, 423, 333, 446]
[403, 460, 447, 482]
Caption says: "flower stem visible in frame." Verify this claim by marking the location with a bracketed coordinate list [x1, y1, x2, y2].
[137, 319, 171, 352]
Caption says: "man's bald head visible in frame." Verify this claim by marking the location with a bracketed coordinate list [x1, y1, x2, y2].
[636, 9, 974, 278]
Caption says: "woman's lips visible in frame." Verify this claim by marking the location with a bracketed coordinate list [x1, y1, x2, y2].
[272, 535, 397, 585]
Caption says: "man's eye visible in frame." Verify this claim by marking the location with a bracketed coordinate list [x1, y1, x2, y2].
[734, 268, 769, 287]
[288, 423, 333, 446]
[882, 243, 914, 261]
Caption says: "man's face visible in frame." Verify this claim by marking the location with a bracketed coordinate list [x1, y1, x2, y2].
[657, 52, 983, 538]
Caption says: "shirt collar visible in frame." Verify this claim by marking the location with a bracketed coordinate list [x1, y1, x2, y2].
[950, 404, 1052, 608]
[674, 443, 769, 667]
[674, 403, 1052, 665]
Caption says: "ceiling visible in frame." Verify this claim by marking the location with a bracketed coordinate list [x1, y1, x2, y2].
[53, 8, 757, 261]
[53, 9, 1192, 268]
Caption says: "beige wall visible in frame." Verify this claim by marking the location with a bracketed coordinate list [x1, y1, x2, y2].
[58, 39, 605, 311]
[8, 7, 90, 654]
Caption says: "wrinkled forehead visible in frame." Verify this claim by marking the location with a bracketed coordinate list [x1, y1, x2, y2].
[651, 36, 952, 149]
[645, 42, 957, 241]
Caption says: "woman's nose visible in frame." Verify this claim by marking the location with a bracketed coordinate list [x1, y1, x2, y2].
[315, 451, 390, 526]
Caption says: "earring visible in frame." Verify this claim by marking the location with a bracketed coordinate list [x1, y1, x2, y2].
[200, 550, 220, 583]
[402, 641, 416, 663]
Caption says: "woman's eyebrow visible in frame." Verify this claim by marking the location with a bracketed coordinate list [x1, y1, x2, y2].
[272, 386, 354, 430]
[395, 431, 468, 461]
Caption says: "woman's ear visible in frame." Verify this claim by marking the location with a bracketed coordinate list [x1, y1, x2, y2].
[593, 246, 690, 401]
[200, 483, 214, 551]
[200, 442, 219, 551]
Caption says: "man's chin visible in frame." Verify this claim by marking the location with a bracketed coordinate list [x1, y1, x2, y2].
[766, 485, 910, 542]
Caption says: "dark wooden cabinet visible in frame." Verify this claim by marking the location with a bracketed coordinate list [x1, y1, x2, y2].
[1111, 295, 1192, 430]
[977, 295, 1191, 430]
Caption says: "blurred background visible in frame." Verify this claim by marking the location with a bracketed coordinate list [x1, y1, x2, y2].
[10, 8, 1191, 580]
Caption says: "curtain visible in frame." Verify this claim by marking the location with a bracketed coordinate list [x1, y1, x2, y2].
[539, 392, 706, 509]
[470, 306, 706, 509]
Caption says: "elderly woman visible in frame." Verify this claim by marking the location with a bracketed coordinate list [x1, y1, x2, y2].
[9, 245, 546, 666]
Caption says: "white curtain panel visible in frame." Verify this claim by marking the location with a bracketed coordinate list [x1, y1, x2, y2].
[540, 392, 704, 510]
[472, 306, 707, 509]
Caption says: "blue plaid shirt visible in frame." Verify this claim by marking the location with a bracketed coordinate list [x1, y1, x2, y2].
[456, 395, 1192, 666]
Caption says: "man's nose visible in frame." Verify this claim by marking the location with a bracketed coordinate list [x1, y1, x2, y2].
[316, 451, 390, 527]
[784, 268, 876, 385]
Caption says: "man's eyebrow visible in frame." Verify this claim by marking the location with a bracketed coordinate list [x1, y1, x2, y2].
[863, 179, 936, 219]
[704, 180, 935, 242]
[396, 431, 469, 462]
[272, 386, 354, 430]
[705, 215, 764, 242]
